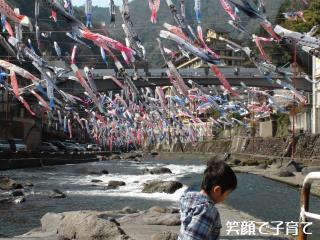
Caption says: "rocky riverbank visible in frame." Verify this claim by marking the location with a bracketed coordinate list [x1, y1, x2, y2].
[2, 205, 292, 240]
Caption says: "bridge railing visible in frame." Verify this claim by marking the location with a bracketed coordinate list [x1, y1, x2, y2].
[298, 172, 320, 240]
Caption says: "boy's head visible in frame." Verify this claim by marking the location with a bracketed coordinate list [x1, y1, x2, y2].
[201, 160, 237, 203]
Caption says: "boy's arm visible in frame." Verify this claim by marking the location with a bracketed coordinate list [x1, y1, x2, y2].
[180, 205, 221, 240]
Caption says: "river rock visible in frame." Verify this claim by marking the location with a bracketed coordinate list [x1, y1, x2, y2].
[49, 189, 66, 199]
[41, 212, 65, 233]
[11, 190, 24, 197]
[278, 168, 295, 177]
[107, 181, 126, 189]
[0, 177, 23, 190]
[109, 154, 121, 160]
[285, 161, 303, 172]
[151, 231, 178, 240]
[133, 157, 142, 162]
[142, 181, 183, 194]
[256, 163, 268, 170]
[122, 206, 138, 214]
[91, 179, 103, 183]
[89, 169, 109, 175]
[118, 206, 180, 226]
[231, 159, 242, 166]
[143, 167, 172, 175]
[122, 152, 143, 160]
[57, 211, 132, 240]
[151, 151, 159, 156]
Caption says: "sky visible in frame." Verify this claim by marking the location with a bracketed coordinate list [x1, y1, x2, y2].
[72, 0, 125, 7]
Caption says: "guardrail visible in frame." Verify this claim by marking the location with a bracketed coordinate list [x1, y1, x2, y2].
[298, 172, 320, 240]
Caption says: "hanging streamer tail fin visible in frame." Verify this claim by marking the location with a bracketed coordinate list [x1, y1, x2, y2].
[100, 47, 108, 65]
[30, 89, 50, 110]
[20, 97, 36, 116]
[18, 15, 31, 28]
[209, 64, 237, 97]
[151, 7, 157, 23]
[219, 0, 237, 21]
[50, 11, 57, 22]
[195, 10, 201, 24]
[148, 0, 154, 11]
[254, 36, 270, 62]
[71, 45, 77, 64]
[5, 21, 13, 36]
[10, 70, 19, 97]
[197, 26, 220, 59]
[260, 21, 281, 42]
[10, 71, 35, 115]
[68, 119, 72, 139]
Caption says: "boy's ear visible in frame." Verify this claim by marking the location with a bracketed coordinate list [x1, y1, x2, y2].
[212, 186, 222, 194]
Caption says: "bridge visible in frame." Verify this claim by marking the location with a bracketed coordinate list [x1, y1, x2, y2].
[57, 67, 311, 94]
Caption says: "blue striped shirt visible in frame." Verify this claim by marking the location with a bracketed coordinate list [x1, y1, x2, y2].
[178, 191, 221, 240]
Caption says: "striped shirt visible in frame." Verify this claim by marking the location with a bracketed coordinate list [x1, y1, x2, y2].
[178, 191, 221, 240]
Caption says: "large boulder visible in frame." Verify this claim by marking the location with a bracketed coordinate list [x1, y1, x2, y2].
[57, 211, 132, 240]
[107, 181, 126, 189]
[11, 190, 24, 197]
[118, 206, 180, 226]
[151, 231, 178, 240]
[49, 189, 66, 199]
[278, 168, 295, 177]
[41, 212, 65, 233]
[285, 161, 303, 172]
[142, 181, 183, 194]
[143, 167, 172, 175]
[0, 177, 23, 190]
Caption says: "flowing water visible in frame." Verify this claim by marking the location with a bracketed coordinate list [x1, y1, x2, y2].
[0, 156, 320, 238]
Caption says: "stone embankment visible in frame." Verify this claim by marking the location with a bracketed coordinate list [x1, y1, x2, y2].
[150, 134, 320, 167]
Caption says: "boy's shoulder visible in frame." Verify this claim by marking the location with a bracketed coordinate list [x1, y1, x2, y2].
[180, 191, 217, 212]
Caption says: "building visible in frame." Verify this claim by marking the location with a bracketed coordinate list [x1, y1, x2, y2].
[312, 56, 320, 134]
[173, 27, 246, 69]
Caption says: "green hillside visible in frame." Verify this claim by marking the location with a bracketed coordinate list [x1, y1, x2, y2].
[4, 0, 287, 67]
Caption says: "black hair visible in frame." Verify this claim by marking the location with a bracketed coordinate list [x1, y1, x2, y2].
[201, 160, 237, 194]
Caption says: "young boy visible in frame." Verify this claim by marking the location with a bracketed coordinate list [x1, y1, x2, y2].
[178, 161, 237, 240]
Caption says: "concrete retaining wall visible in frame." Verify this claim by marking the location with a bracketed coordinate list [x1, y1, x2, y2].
[0, 152, 111, 171]
[151, 134, 320, 166]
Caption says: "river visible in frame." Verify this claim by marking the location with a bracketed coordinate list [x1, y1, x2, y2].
[0, 156, 319, 238]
